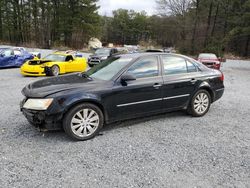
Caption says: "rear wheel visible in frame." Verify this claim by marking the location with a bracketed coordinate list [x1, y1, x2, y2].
[188, 89, 211, 117]
[63, 103, 104, 141]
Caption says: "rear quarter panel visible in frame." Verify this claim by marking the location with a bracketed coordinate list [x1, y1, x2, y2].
[75, 57, 88, 71]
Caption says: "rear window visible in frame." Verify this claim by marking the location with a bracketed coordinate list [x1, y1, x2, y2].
[198, 54, 217, 59]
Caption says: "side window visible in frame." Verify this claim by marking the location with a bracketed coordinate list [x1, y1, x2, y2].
[127, 56, 159, 79]
[187, 61, 198, 73]
[14, 50, 22, 56]
[65, 55, 73, 62]
[162, 56, 187, 75]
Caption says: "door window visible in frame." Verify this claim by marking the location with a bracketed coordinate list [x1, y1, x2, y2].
[65, 55, 73, 62]
[162, 56, 187, 75]
[127, 56, 159, 79]
[186, 61, 198, 73]
[13, 50, 22, 56]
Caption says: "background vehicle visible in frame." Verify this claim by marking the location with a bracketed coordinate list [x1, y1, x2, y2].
[20, 52, 87, 76]
[20, 53, 224, 141]
[197, 53, 224, 70]
[0, 48, 34, 68]
[88, 48, 118, 67]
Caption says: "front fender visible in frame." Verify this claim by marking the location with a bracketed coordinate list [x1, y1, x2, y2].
[47, 92, 107, 122]
[45, 62, 66, 74]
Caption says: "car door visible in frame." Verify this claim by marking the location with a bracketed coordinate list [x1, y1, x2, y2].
[65, 55, 75, 72]
[3, 49, 15, 67]
[161, 55, 199, 109]
[13, 49, 23, 66]
[112, 55, 164, 120]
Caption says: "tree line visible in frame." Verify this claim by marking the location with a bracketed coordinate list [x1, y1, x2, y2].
[0, 0, 249, 57]
[0, 0, 100, 48]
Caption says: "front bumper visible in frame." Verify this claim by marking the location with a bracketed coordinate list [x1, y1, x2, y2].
[20, 66, 46, 76]
[88, 61, 101, 66]
[20, 99, 63, 130]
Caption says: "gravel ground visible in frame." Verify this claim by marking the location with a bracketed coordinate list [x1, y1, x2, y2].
[0, 60, 249, 188]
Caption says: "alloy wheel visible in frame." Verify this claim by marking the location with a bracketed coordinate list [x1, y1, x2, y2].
[51, 66, 59, 76]
[71, 108, 99, 137]
[193, 92, 209, 115]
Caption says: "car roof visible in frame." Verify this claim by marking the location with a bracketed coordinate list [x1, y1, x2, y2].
[52, 52, 70, 56]
[199, 53, 216, 55]
[116, 52, 193, 60]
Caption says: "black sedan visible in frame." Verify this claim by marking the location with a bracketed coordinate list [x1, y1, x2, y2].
[20, 53, 224, 141]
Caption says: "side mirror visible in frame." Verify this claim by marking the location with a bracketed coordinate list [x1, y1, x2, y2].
[120, 73, 136, 83]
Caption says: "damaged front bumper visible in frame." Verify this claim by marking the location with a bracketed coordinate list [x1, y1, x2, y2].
[20, 100, 63, 131]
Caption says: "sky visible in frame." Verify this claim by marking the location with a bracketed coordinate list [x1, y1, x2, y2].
[97, 0, 157, 16]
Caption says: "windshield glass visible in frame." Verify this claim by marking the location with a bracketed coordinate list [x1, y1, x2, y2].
[44, 54, 66, 62]
[0, 49, 13, 57]
[86, 57, 133, 80]
[95, 48, 111, 56]
[198, 53, 217, 59]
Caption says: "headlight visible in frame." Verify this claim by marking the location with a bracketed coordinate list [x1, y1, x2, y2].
[23, 98, 53, 110]
[101, 56, 107, 60]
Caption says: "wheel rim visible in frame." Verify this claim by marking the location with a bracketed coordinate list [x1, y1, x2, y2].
[52, 66, 59, 76]
[71, 108, 99, 138]
[193, 92, 209, 115]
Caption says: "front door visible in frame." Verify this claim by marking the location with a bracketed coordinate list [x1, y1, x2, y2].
[112, 56, 164, 120]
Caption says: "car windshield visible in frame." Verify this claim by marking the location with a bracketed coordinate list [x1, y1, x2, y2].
[95, 48, 111, 56]
[0, 49, 13, 57]
[44, 54, 66, 62]
[199, 53, 217, 59]
[85, 57, 133, 80]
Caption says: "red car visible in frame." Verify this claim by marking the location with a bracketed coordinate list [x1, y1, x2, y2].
[198, 53, 223, 70]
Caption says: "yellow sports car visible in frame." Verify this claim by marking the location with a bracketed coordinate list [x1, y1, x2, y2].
[21, 52, 88, 76]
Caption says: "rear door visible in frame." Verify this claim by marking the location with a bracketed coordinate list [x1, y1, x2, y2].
[161, 55, 199, 109]
[112, 55, 164, 120]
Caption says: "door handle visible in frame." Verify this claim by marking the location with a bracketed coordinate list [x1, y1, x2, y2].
[191, 78, 197, 84]
[153, 83, 162, 89]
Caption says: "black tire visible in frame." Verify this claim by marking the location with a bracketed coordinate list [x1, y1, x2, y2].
[63, 103, 104, 141]
[47, 65, 60, 76]
[188, 89, 211, 117]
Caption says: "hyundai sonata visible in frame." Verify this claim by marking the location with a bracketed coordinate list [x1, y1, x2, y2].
[20, 53, 224, 141]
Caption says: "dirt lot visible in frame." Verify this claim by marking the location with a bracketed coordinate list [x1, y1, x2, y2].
[0, 60, 249, 188]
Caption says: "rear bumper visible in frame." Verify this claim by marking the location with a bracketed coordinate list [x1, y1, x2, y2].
[214, 88, 224, 102]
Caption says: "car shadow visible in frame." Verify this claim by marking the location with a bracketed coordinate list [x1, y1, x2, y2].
[17, 110, 189, 142]
[0, 67, 20, 69]
[101, 110, 188, 133]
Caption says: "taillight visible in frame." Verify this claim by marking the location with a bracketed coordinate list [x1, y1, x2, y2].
[219, 72, 224, 81]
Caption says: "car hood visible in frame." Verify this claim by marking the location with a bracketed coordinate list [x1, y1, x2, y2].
[22, 73, 107, 98]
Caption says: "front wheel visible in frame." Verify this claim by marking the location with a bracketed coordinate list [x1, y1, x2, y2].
[188, 89, 211, 117]
[63, 103, 104, 141]
[46, 65, 60, 76]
